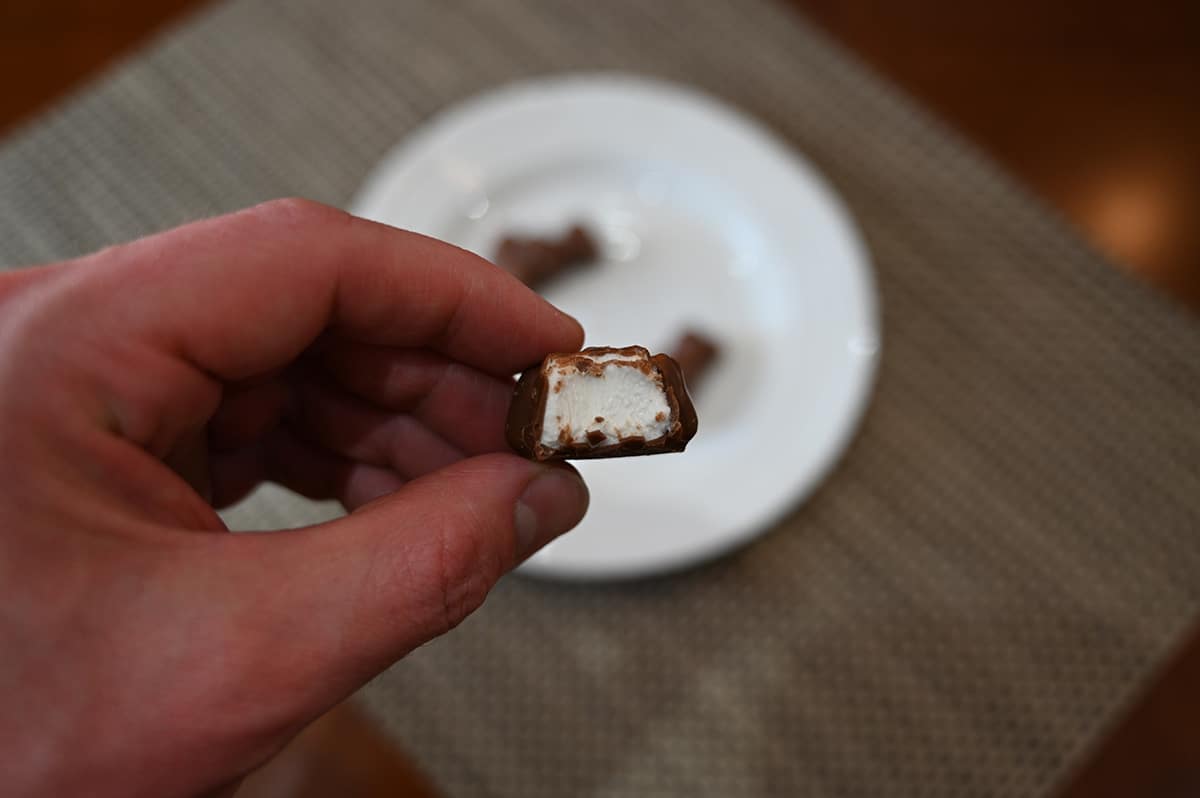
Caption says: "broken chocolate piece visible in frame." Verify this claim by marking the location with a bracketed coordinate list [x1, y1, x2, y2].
[494, 224, 598, 289]
[506, 346, 698, 461]
[669, 329, 720, 387]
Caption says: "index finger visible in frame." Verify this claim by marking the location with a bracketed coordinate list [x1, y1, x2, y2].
[81, 198, 583, 379]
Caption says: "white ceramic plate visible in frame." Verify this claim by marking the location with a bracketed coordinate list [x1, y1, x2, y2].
[353, 74, 879, 580]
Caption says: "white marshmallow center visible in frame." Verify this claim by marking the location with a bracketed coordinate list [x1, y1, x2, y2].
[539, 357, 671, 449]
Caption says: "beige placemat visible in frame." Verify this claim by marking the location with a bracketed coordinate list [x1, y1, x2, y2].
[2, 1, 1198, 795]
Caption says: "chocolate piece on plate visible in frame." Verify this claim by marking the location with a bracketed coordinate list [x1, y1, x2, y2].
[494, 225, 598, 289]
[506, 346, 698, 461]
[669, 329, 721, 387]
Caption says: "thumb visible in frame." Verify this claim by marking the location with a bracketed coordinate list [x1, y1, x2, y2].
[204, 453, 587, 711]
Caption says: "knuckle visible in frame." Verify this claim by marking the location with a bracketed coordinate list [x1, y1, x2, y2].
[435, 511, 506, 634]
[439, 566, 492, 634]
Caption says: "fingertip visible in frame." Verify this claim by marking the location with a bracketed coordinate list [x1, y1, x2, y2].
[557, 308, 586, 350]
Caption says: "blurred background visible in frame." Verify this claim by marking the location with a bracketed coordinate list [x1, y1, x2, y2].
[1, 1, 1196, 796]
[2, 1, 1196, 309]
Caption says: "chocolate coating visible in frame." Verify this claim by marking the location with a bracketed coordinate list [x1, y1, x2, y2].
[506, 347, 698, 461]
[670, 329, 720, 388]
[494, 225, 598, 289]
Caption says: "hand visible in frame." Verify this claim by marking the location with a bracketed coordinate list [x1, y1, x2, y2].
[0, 199, 589, 797]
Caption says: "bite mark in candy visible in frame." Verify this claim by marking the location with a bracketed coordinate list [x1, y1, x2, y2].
[506, 346, 698, 461]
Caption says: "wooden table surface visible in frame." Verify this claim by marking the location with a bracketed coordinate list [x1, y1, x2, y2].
[2, 1, 1197, 796]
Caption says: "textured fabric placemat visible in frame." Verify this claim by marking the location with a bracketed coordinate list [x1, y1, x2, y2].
[3, 1, 1199, 795]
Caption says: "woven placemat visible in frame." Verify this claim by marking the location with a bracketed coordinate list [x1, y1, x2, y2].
[3, 1, 1198, 795]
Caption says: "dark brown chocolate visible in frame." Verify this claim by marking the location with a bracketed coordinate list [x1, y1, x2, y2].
[669, 329, 720, 388]
[505, 346, 698, 462]
[494, 225, 598, 289]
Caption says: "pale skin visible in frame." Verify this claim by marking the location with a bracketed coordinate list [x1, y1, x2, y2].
[0, 198, 590, 798]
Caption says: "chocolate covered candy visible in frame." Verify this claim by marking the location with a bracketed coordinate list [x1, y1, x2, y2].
[669, 329, 720, 387]
[506, 346, 698, 461]
[494, 225, 598, 289]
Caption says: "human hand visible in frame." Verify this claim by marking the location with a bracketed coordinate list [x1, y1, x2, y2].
[0, 199, 589, 797]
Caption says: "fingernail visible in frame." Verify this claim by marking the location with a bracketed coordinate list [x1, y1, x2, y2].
[514, 465, 589, 559]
